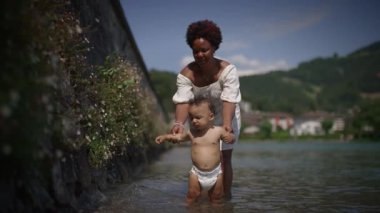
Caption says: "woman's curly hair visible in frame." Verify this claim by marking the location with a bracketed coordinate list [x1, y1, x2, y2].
[186, 19, 222, 50]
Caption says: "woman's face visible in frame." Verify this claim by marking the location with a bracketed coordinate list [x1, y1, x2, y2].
[192, 38, 215, 66]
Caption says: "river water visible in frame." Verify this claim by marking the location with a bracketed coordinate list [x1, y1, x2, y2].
[98, 141, 380, 212]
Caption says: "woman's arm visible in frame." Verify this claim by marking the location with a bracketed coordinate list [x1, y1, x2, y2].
[220, 65, 241, 133]
[172, 68, 194, 135]
[222, 101, 236, 133]
[171, 103, 190, 134]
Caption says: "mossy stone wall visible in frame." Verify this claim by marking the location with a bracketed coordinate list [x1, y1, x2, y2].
[0, 0, 168, 212]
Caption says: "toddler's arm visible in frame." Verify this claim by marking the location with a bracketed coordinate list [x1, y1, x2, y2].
[155, 133, 189, 144]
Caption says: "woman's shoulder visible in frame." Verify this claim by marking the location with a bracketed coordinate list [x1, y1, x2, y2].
[218, 60, 236, 79]
[219, 59, 231, 70]
[219, 60, 235, 74]
[179, 62, 198, 80]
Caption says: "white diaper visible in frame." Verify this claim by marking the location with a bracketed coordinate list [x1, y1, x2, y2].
[190, 163, 222, 191]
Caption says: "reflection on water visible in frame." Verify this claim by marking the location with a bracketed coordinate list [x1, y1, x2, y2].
[98, 141, 380, 212]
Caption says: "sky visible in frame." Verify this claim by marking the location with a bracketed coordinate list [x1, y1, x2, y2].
[120, 0, 380, 76]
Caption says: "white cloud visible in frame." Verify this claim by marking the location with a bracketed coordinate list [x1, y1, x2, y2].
[222, 40, 249, 51]
[227, 54, 292, 76]
[260, 6, 328, 39]
[229, 54, 260, 67]
[180, 54, 292, 76]
[180, 55, 193, 67]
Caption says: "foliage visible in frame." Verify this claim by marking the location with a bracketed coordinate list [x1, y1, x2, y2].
[0, 0, 161, 174]
[149, 41, 380, 116]
[259, 121, 272, 138]
[351, 99, 380, 139]
[149, 70, 177, 113]
[1, 0, 165, 211]
[80, 55, 158, 167]
[239, 41, 380, 114]
[321, 119, 333, 135]
[240, 72, 316, 113]
[349, 41, 380, 57]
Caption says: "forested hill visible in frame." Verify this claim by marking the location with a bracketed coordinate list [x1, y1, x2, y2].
[149, 69, 178, 113]
[149, 41, 380, 115]
[240, 40, 380, 114]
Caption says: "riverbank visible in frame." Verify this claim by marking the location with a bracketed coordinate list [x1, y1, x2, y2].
[240, 132, 380, 142]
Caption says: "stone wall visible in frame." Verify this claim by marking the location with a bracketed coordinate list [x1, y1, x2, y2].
[0, 0, 168, 212]
[54, 0, 169, 211]
[71, 0, 167, 119]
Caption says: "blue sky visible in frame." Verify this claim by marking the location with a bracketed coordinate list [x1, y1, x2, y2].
[121, 0, 380, 76]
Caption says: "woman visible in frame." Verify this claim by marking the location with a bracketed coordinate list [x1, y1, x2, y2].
[171, 19, 241, 199]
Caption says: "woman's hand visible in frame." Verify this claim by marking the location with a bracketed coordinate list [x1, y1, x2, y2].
[223, 124, 233, 134]
[171, 122, 185, 135]
[222, 124, 235, 143]
[172, 103, 189, 134]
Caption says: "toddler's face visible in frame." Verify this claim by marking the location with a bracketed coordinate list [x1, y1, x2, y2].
[188, 102, 214, 130]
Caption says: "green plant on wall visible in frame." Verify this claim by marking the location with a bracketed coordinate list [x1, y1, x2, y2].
[81, 55, 157, 167]
[1, 0, 167, 211]
[0, 0, 164, 169]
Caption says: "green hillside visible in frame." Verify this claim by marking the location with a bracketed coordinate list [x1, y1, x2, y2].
[149, 41, 380, 115]
[240, 71, 317, 113]
[240, 41, 380, 114]
[149, 69, 177, 113]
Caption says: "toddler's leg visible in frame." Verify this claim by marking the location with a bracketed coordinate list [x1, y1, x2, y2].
[186, 173, 201, 204]
[209, 174, 224, 204]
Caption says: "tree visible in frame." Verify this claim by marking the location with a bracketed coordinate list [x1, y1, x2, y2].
[260, 121, 272, 138]
[352, 100, 380, 139]
[321, 119, 333, 135]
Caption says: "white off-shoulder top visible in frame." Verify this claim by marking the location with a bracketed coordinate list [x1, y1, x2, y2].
[172, 64, 241, 150]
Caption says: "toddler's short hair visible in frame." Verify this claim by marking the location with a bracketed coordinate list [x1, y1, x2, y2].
[189, 97, 216, 114]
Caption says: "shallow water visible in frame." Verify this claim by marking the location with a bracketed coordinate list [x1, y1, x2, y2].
[98, 141, 380, 212]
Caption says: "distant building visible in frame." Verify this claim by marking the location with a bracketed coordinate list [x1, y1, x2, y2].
[290, 120, 323, 136]
[331, 117, 345, 133]
[240, 109, 263, 135]
[290, 111, 345, 136]
[239, 101, 252, 113]
[266, 112, 294, 132]
[243, 126, 260, 135]
[240, 109, 346, 136]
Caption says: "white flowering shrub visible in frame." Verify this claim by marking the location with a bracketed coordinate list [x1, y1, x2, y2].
[81, 55, 156, 167]
[0, 0, 160, 169]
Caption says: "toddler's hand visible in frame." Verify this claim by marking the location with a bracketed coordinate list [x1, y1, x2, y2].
[155, 136, 164, 144]
[222, 132, 235, 144]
